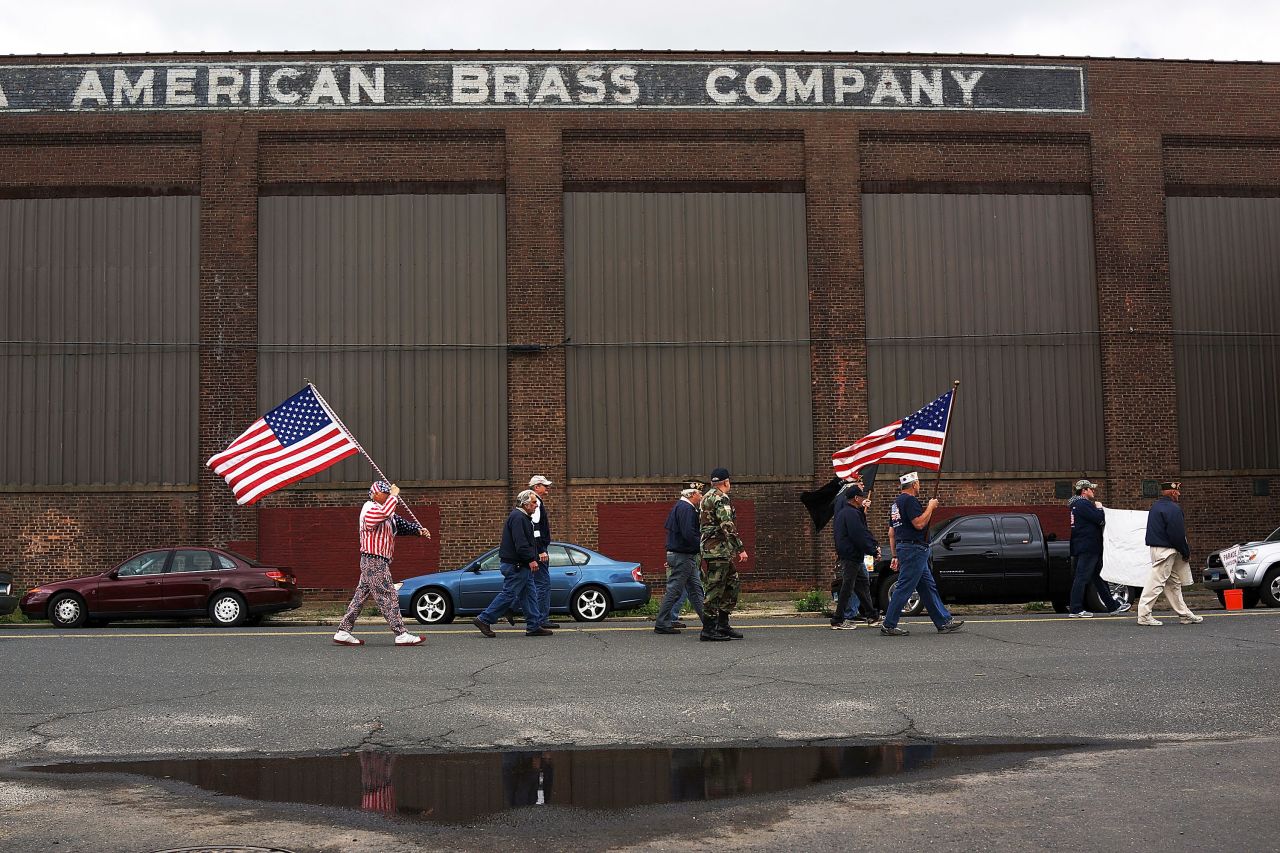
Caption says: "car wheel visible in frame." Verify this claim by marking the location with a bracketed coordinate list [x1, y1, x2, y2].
[208, 591, 247, 627]
[411, 588, 455, 625]
[882, 580, 924, 616]
[1260, 568, 1280, 607]
[49, 593, 88, 628]
[571, 586, 611, 622]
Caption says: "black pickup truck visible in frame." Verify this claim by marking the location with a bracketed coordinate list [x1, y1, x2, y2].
[854, 512, 1136, 615]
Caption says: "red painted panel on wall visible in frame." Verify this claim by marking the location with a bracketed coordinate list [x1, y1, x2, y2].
[597, 500, 756, 582]
[258, 505, 441, 589]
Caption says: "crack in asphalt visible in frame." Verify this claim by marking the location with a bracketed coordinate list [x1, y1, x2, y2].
[16, 686, 231, 759]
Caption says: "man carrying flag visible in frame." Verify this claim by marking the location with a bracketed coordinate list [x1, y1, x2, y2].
[333, 480, 429, 647]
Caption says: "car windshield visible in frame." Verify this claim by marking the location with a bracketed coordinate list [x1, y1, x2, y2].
[1266, 527, 1280, 544]
[223, 550, 260, 567]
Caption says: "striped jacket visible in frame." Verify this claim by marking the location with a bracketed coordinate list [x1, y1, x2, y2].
[359, 495, 421, 559]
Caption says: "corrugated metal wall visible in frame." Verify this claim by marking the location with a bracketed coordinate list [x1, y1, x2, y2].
[565, 192, 812, 478]
[1168, 196, 1280, 471]
[0, 196, 199, 485]
[258, 193, 506, 483]
[863, 194, 1104, 473]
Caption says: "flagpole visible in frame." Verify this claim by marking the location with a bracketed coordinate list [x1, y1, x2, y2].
[931, 380, 961, 501]
[306, 380, 430, 535]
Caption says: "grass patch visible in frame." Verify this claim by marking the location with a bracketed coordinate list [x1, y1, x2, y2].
[1023, 601, 1052, 612]
[794, 589, 829, 613]
[0, 609, 31, 625]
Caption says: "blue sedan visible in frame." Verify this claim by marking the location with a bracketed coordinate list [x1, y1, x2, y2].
[395, 542, 649, 624]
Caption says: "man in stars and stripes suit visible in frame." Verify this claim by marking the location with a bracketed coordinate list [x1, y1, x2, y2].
[333, 480, 429, 647]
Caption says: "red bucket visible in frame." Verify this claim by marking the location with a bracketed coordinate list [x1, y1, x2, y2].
[1223, 588, 1244, 611]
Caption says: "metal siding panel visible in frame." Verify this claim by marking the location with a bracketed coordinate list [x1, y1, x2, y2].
[0, 196, 198, 485]
[1168, 196, 1280, 470]
[865, 193, 1103, 473]
[257, 193, 505, 482]
[565, 192, 811, 478]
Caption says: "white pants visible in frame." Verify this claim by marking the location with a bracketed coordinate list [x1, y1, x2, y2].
[1138, 547, 1193, 619]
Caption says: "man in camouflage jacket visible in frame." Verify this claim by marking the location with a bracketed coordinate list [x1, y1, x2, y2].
[699, 467, 749, 640]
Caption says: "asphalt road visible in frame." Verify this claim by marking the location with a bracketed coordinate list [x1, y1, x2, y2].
[2, 609, 1278, 851]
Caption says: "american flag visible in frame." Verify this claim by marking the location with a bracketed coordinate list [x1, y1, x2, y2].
[207, 386, 360, 505]
[832, 389, 955, 479]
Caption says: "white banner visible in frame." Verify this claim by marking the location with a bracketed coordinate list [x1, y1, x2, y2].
[1100, 508, 1154, 587]
[1219, 544, 1241, 583]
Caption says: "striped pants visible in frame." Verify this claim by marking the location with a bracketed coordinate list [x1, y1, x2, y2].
[338, 554, 406, 634]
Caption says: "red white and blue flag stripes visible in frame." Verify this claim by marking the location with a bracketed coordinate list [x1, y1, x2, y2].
[832, 388, 955, 479]
[207, 385, 359, 505]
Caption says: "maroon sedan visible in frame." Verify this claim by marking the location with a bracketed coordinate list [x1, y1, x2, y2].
[19, 548, 302, 628]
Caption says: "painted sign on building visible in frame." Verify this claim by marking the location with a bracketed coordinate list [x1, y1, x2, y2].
[0, 60, 1087, 113]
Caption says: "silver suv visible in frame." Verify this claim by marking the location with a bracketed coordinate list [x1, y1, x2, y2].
[1203, 526, 1280, 608]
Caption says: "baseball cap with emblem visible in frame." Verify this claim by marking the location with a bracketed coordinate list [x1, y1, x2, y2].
[1160, 480, 1181, 490]
[710, 467, 731, 483]
[899, 471, 919, 487]
[687, 480, 707, 492]
[528, 475, 553, 487]
[1075, 479, 1098, 491]
[845, 484, 866, 500]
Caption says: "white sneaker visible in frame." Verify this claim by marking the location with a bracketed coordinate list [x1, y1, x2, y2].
[395, 632, 425, 646]
[333, 630, 364, 646]
[1179, 613, 1204, 625]
[1068, 611, 1093, 618]
[1136, 616, 1163, 626]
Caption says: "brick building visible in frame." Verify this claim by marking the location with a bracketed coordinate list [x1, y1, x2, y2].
[1, 52, 1277, 595]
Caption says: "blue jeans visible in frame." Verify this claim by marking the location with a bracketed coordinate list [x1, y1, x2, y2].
[1069, 552, 1118, 614]
[885, 542, 952, 630]
[477, 563, 535, 627]
[657, 551, 706, 628]
[528, 558, 551, 627]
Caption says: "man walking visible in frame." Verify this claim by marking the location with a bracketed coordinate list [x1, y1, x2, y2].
[1138, 480, 1203, 626]
[1067, 479, 1127, 617]
[526, 475, 555, 631]
[700, 468, 748, 640]
[333, 481, 429, 647]
[655, 482, 711, 636]
[881, 472, 963, 637]
[831, 485, 881, 630]
[473, 490, 552, 637]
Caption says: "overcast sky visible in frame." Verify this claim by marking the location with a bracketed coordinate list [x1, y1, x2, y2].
[0, 0, 1275, 62]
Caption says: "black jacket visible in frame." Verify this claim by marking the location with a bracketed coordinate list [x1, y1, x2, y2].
[532, 496, 551, 551]
[664, 499, 700, 553]
[1145, 496, 1190, 559]
[1068, 496, 1105, 556]
[834, 503, 879, 562]
[500, 508, 538, 565]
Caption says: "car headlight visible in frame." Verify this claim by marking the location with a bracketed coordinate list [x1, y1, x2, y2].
[1239, 549, 1259, 562]
[393, 582, 403, 591]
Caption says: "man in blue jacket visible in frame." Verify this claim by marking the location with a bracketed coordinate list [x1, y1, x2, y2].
[1067, 479, 1126, 617]
[655, 482, 713, 637]
[831, 485, 881, 630]
[473, 490, 552, 637]
[1138, 480, 1202, 626]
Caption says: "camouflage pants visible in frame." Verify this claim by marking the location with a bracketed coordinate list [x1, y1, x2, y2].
[701, 558, 741, 617]
[338, 554, 406, 634]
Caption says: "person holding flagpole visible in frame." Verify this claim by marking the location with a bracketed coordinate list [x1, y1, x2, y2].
[333, 481, 429, 647]
[881, 472, 963, 636]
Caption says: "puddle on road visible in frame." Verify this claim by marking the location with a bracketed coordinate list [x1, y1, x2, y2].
[32, 741, 1077, 824]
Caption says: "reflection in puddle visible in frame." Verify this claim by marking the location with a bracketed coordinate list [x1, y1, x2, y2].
[34, 742, 1074, 824]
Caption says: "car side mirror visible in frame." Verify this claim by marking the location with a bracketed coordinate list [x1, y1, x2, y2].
[1046, 532, 1058, 542]
[107, 570, 119, 579]
[468, 563, 481, 573]
[942, 532, 960, 549]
